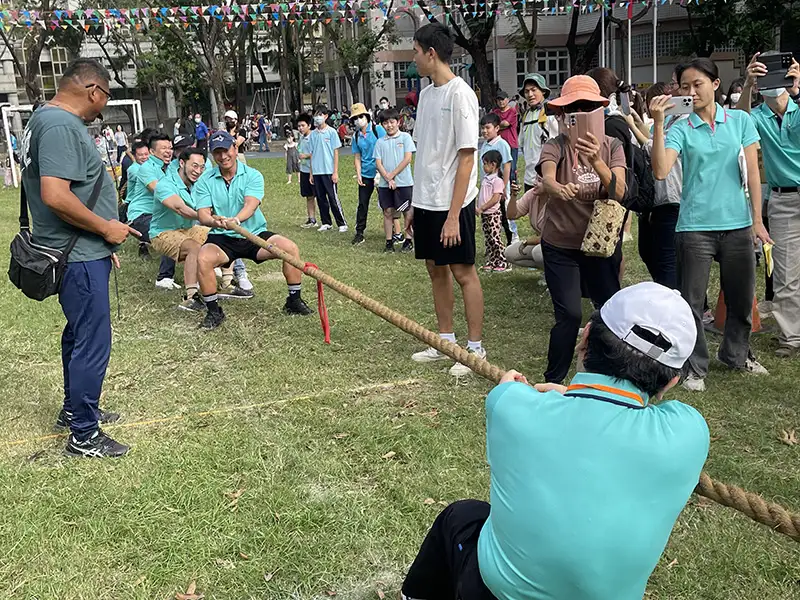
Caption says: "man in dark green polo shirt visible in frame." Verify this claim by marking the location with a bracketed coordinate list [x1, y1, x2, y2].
[20, 58, 139, 458]
[194, 131, 313, 329]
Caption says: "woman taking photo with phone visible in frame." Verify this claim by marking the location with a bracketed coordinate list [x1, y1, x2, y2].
[536, 75, 627, 384]
[650, 57, 772, 392]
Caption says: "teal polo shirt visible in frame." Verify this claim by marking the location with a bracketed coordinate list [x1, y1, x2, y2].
[749, 100, 800, 188]
[192, 162, 267, 238]
[149, 168, 196, 238]
[125, 161, 155, 222]
[666, 104, 760, 232]
[138, 154, 168, 190]
[477, 372, 709, 600]
[352, 124, 386, 178]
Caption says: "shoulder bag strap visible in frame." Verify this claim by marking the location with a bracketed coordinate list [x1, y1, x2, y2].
[62, 169, 108, 259]
[19, 179, 30, 232]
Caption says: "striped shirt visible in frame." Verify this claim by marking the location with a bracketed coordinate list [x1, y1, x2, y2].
[373, 131, 416, 188]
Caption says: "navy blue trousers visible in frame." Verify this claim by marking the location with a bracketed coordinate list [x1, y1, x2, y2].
[58, 258, 112, 440]
[313, 174, 347, 227]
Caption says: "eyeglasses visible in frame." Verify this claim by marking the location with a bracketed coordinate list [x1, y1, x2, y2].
[86, 83, 112, 100]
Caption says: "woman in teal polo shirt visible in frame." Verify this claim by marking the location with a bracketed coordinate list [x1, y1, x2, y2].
[650, 58, 772, 392]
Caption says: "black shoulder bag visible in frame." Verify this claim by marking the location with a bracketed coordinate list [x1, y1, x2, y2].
[8, 173, 105, 301]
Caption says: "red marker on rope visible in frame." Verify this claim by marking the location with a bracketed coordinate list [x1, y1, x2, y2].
[304, 262, 330, 344]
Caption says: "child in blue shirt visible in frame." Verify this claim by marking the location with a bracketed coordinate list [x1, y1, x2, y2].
[308, 105, 347, 232]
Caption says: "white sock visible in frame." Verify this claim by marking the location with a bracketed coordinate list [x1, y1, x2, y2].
[467, 340, 482, 352]
[439, 332, 456, 343]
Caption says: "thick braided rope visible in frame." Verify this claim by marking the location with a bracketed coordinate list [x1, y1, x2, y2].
[231, 224, 800, 543]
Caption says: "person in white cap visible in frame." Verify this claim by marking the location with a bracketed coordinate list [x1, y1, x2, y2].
[403, 282, 710, 600]
[223, 110, 248, 163]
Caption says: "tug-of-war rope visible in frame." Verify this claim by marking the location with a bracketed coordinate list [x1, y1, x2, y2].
[230, 223, 800, 543]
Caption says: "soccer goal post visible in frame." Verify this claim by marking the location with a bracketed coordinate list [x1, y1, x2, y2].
[2, 98, 144, 188]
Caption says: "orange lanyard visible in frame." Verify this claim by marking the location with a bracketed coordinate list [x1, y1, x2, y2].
[566, 383, 644, 406]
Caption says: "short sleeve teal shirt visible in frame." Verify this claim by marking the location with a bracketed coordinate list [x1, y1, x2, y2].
[192, 163, 267, 238]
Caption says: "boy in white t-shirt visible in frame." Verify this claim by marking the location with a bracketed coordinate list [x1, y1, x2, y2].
[407, 23, 485, 377]
[375, 107, 416, 253]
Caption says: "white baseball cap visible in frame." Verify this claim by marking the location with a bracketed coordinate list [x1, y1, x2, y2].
[224, 110, 238, 120]
[599, 282, 696, 369]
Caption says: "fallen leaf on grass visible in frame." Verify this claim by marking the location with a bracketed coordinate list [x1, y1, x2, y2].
[437, 501, 448, 507]
[423, 498, 435, 505]
[333, 433, 349, 439]
[133, 575, 146, 586]
[376, 589, 385, 599]
[381, 451, 396, 460]
[175, 581, 203, 600]
[780, 429, 798, 446]
[667, 558, 678, 569]
[239, 552, 250, 560]
[326, 591, 337, 596]
[225, 488, 246, 511]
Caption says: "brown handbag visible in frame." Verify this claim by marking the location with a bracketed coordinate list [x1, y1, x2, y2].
[580, 173, 626, 258]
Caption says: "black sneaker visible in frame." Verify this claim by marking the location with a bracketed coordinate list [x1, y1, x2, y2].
[401, 239, 413, 253]
[200, 307, 226, 330]
[218, 284, 254, 299]
[55, 408, 121, 431]
[178, 295, 205, 312]
[63, 429, 129, 458]
[300, 218, 318, 229]
[283, 295, 313, 315]
[392, 233, 404, 244]
[351, 233, 365, 246]
[384, 241, 395, 253]
[138, 244, 151, 261]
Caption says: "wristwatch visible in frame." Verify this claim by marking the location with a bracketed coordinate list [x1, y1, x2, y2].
[791, 90, 800, 104]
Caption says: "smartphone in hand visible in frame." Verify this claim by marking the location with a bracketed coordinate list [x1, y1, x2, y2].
[664, 96, 694, 116]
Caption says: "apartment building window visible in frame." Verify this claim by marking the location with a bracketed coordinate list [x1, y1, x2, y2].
[39, 47, 70, 98]
[536, 49, 569, 89]
[516, 51, 527, 90]
[394, 61, 413, 90]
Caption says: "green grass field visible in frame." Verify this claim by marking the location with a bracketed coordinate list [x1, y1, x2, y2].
[0, 156, 798, 600]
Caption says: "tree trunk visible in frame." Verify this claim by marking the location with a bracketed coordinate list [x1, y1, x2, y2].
[295, 24, 304, 112]
[470, 45, 495, 110]
[573, 14, 604, 74]
[527, 13, 538, 72]
[277, 28, 290, 115]
[209, 84, 224, 127]
[152, 83, 165, 126]
[345, 70, 361, 103]
[566, 6, 581, 75]
[236, 30, 247, 119]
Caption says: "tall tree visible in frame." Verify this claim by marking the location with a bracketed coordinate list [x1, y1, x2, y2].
[324, 4, 398, 103]
[507, 1, 543, 73]
[415, 0, 499, 109]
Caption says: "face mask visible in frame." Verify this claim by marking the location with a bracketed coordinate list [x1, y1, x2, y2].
[194, 117, 201, 123]
[380, 102, 388, 110]
[729, 92, 742, 104]
[355, 117, 367, 129]
[313, 115, 325, 126]
[761, 87, 787, 99]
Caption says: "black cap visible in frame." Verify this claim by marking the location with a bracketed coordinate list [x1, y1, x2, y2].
[496, 90, 509, 99]
[173, 134, 195, 150]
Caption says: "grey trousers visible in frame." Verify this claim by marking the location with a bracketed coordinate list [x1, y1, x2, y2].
[676, 227, 755, 377]
[768, 190, 800, 348]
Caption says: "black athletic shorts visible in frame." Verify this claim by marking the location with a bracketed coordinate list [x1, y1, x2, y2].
[299, 171, 315, 197]
[205, 231, 277, 267]
[402, 500, 497, 600]
[378, 186, 412, 212]
[413, 201, 476, 266]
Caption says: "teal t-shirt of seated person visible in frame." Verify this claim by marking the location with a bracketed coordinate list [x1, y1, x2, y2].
[150, 168, 196, 238]
[192, 162, 267, 238]
[665, 104, 760, 232]
[19, 105, 119, 262]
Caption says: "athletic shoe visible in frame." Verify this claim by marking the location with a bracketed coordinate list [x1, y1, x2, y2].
[178, 295, 205, 312]
[743, 357, 769, 375]
[318, 224, 332, 232]
[352, 233, 365, 246]
[757, 300, 774, 318]
[218, 284, 254, 299]
[338, 225, 349, 233]
[301, 219, 318, 229]
[237, 275, 254, 292]
[283, 295, 313, 315]
[411, 347, 450, 363]
[492, 265, 512, 273]
[775, 345, 799, 358]
[701, 310, 715, 326]
[450, 347, 487, 377]
[384, 241, 395, 253]
[392, 233, 403, 244]
[63, 430, 129, 458]
[400, 239, 413, 253]
[200, 307, 226, 330]
[55, 408, 121, 431]
[510, 233, 520, 244]
[214, 267, 223, 278]
[155, 277, 181, 290]
[682, 375, 706, 392]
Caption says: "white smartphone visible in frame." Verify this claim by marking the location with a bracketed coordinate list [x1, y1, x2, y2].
[620, 92, 631, 116]
[665, 96, 694, 116]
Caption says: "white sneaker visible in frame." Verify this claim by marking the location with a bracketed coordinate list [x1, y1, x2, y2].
[237, 275, 254, 292]
[318, 224, 332, 232]
[155, 278, 180, 290]
[450, 347, 487, 377]
[411, 347, 450, 363]
[214, 267, 223, 278]
[338, 225, 349, 233]
[623, 231, 634, 243]
[743, 357, 769, 375]
[757, 300, 773, 318]
[510, 233, 520, 244]
[682, 375, 706, 392]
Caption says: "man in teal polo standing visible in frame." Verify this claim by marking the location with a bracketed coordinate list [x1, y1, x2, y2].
[403, 282, 710, 600]
[739, 52, 800, 358]
[194, 131, 313, 329]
